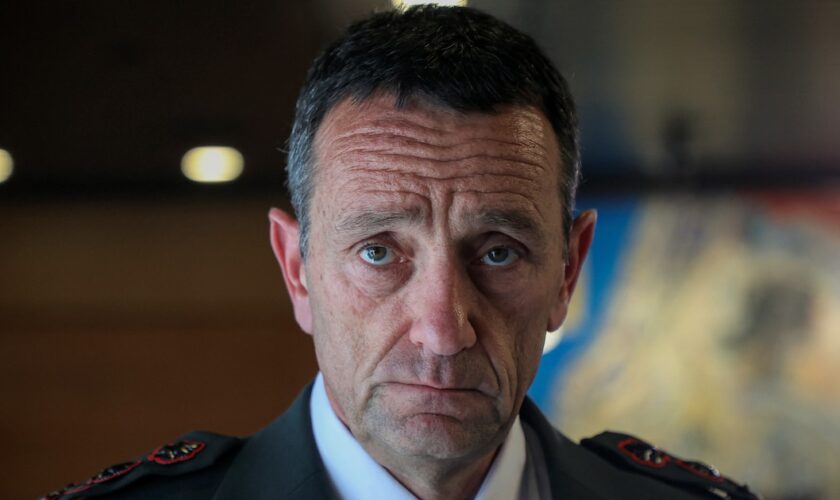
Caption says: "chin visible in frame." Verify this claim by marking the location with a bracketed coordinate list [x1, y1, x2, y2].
[376, 412, 504, 461]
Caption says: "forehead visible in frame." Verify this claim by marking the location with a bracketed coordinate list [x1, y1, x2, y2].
[313, 94, 558, 170]
[310, 94, 561, 227]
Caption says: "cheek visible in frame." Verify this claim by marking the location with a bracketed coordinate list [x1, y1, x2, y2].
[307, 263, 363, 374]
[515, 325, 545, 384]
[312, 273, 367, 354]
[479, 285, 551, 395]
[311, 259, 407, 377]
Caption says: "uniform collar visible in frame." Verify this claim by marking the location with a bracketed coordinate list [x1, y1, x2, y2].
[213, 382, 333, 500]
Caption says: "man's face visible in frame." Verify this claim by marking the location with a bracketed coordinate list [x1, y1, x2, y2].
[273, 94, 589, 464]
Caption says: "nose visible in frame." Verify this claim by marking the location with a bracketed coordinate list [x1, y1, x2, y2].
[407, 257, 477, 356]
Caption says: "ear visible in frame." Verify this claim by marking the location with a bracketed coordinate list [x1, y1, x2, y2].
[269, 207, 313, 334]
[548, 209, 597, 331]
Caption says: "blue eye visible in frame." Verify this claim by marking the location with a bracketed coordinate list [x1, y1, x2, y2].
[360, 245, 394, 265]
[481, 246, 518, 266]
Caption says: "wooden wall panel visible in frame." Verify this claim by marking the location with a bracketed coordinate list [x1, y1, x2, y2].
[0, 196, 318, 498]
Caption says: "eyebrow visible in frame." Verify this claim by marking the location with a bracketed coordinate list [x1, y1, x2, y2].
[333, 206, 545, 247]
[335, 207, 425, 237]
[469, 208, 546, 248]
[474, 209, 539, 234]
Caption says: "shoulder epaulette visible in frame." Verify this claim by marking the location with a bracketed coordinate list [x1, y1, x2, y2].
[581, 431, 761, 500]
[41, 430, 242, 499]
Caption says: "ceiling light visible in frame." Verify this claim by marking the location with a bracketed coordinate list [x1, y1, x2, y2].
[181, 146, 244, 183]
[392, 0, 467, 9]
[0, 149, 13, 184]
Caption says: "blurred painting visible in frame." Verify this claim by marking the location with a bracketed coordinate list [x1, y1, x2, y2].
[530, 192, 840, 500]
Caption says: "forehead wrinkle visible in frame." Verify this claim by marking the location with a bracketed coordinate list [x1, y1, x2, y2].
[331, 127, 550, 160]
[321, 92, 554, 133]
[312, 94, 561, 239]
[338, 156, 548, 192]
[343, 163, 543, 186]
[473, 209, 539, 234]
[453, 190, 547, 223]
[327, 127, 550, 171]
[330, 94, 546, 138]
[320, 97, 554, 155]
[335, 206, 425, 236]
[339, 150, 548, 175]
[313, 95, 560, 194]
[333, 168, 547, 223]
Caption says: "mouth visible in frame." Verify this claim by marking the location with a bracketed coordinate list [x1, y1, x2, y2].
[382, 381, 486, 395]
[376, 382, 496, 421]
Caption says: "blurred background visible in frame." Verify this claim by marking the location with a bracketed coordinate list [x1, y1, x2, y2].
[2, 1, 839, 498]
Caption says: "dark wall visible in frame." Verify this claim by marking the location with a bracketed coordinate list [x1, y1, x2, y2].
[0, 196, 317, 499]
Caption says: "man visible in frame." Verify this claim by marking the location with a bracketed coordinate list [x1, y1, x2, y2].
[45, 6, 759, 500]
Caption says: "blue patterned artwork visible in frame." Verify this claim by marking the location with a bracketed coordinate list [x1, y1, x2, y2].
[530, 192, 840, 499]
